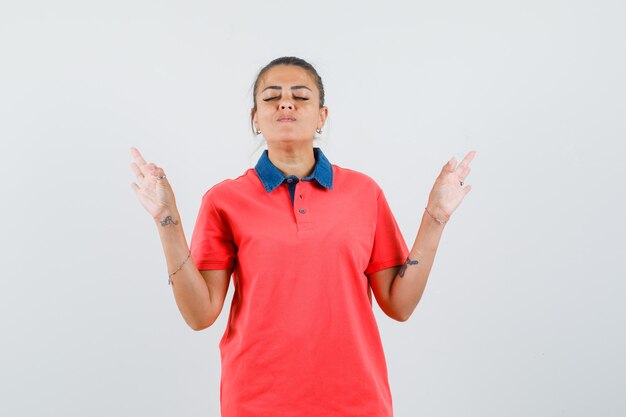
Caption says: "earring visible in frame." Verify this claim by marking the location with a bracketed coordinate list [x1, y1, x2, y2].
[316, 128, 322, 134]
[256, 129, 261, 135]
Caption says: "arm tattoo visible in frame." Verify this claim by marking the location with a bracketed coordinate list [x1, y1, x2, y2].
[159, 215, 179, 227]
[398, 257, 419, 278]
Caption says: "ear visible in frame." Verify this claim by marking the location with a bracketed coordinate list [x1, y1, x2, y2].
[318, 106, 329, 130]
[251, 108, 258, 129]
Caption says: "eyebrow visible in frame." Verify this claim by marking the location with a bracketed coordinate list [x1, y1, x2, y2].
[261, 85, 312, 93]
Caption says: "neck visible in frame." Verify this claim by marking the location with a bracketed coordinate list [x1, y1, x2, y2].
[266, 142, 316, 179]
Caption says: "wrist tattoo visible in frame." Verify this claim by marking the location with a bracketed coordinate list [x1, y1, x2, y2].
[159, 215, 179, 227]
[398, 257, 419, 278]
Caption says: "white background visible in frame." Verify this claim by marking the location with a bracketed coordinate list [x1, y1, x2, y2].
[1, 1, 625, 416]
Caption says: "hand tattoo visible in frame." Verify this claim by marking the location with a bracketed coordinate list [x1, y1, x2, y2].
[159, 215, 179, 227]
[398, 257, 419, 278]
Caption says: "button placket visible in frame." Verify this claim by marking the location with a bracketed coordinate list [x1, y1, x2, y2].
[285, 176, 298, 208]
[294, 181, 312, 232]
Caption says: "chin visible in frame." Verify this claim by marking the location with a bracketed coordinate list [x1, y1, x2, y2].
[267, 132, 312, 143]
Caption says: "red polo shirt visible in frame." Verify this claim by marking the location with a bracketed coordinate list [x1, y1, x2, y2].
[190, 148, 409, 417]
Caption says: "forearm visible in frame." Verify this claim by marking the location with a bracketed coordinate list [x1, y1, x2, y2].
[389, 209, 446, 321]
[155, 209, 212, 330]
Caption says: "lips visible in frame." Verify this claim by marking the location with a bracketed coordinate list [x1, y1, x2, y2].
[277, 115, 296, 122]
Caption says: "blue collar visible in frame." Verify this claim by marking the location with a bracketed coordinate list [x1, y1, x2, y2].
[254, 147, 334, 193]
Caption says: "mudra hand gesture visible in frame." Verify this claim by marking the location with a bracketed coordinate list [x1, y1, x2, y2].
[129, 146, 177, 221]
[426, 150, 476, 224]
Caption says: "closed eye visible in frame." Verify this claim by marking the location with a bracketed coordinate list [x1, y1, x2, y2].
[262, 96, 309, 101]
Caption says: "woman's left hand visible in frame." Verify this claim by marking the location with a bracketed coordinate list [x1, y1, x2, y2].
[426, 150, 476, 222]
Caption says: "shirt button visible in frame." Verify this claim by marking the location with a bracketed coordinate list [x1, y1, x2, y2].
[287, 178, 293, 183]
[299, 208, 306, 214]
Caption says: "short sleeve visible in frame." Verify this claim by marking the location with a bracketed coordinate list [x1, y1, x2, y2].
[364, 188, 409, 275]
[190, 191, 237, 270]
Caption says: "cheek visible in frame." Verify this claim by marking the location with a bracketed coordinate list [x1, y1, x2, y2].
[257, 107, 274, 120]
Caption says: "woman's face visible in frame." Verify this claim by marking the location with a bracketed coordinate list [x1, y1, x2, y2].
[253, 65, 328, 144]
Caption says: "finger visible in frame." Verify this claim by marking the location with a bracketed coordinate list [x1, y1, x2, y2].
[130, 147, 152, 173]
[130, 162, 145, 180]
[130, 147, 147, 164]
[141, 162, 158, 177]
[458, 165, 471, 181]
[458, 150, 476, 169]
[130, 182, 140, 193]
[151, 167, 169, 185]
[442, 157, 456, 173]
[463, 184, 472, 195]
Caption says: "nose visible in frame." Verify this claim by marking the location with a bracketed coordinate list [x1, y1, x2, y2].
[279, 97, 294, 110]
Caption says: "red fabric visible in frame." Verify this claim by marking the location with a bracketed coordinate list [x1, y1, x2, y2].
[190, 164, 409, 417]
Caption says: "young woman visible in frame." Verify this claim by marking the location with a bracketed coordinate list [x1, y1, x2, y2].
[130, 56, 475, 417]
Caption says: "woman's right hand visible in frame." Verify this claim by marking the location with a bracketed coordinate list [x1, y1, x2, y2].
[130, 147, 178, 221]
